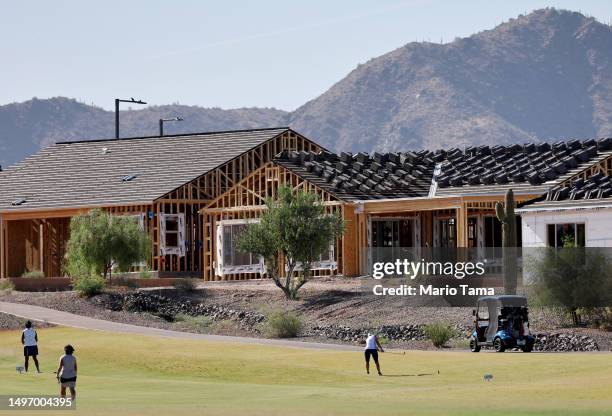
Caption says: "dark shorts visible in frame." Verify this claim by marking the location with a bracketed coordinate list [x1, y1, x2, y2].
[24, 346, 38, 357]
[364, 349, 378, 363]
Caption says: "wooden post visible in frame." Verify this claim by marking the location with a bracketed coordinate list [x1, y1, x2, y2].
[342, 205, 358, 277]
[39, 221, 44, 275]
[0, 216, 4, 279]
[456, 201, 468, 248]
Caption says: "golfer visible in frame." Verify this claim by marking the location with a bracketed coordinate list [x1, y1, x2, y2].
[364, 333, 384, 375]
[21, 321, 40, 373]
[56, 345, 77, 400]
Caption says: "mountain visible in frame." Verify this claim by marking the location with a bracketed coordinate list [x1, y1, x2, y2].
[289, 8, 612, 152]
[2, 8, 612, 167]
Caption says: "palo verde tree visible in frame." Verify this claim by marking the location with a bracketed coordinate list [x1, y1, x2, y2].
[238, 186, 344, 300]
[495, 189, 518, 294]
[65, 209, 151, 281]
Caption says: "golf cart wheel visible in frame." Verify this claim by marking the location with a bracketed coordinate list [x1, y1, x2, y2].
[469, 337, 480, 352]
[521, 344, 533, 353]
[493, 337, 505, 353]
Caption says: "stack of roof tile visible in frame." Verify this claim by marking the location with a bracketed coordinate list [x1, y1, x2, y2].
[435, 138, 612, 188]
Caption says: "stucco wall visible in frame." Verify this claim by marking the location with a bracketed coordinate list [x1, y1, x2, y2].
[520, 208, 612, 247]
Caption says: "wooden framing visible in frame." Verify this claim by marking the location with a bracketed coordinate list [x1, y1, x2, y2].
[0, 130, 322, 278]
[201, 162, 341, 281]
[1, 137, 609, 280]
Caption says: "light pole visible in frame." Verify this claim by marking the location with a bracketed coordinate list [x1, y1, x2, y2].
[159, 117, 183, 136]
[115, 98, 147, 139]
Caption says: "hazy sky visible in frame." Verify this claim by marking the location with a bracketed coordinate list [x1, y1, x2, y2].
[2, 1, 611, 111]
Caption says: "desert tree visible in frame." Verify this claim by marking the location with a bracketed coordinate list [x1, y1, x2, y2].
[238, 186, 344, 299]
[65, 209, 151, 282]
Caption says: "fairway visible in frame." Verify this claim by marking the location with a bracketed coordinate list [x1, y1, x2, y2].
[0, 327, 611, 416]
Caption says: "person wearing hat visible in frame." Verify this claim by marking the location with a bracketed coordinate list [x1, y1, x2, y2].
[56, 345, 77, 400]
[21, 321, 40, 373]
[364, 333, 384, 375]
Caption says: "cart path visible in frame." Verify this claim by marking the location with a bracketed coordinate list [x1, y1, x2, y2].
[0, 301, 360, 351]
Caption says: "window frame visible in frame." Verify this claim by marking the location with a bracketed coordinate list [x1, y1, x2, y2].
[160, 213, 186, 256]
[546, 222, 586, 248]
[215, 219, 264, 276]
[290, 244, 337, 272]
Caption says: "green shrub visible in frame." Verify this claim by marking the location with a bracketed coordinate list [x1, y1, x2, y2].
[265, 311, 302, 338]
[139, 269, 153, 279]
[72, 275, 105, 297]
[173, 278, 197, 292]
[173, 314, 212, 333]
[377, 334, 390, 346]
[423, 322, 457, 349]
[21, 270, 45, 279]
[0, 279, 15, 293]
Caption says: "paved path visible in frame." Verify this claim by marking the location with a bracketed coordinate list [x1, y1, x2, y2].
[0, 301, 360, 351]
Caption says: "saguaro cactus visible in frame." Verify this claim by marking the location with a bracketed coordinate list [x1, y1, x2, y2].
[495, 189, 517, 294]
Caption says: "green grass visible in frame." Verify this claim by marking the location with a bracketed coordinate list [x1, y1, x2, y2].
[0, 327, 611, 416]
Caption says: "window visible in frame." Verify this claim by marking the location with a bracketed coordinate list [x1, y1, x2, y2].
[291, 244, 336, 271]
[547, 223, 585, 248]
[372, 219, 414, 247]
[467, 217, 477, 248]
[216, 220, 263, 276]
[160, 214, 185, 256]
[222, 224, 258, 267]
[439, 218, 456, 248]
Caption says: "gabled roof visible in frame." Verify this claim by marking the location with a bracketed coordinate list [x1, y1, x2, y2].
[0, 127, 291, 212]
[275, 138, 612, 202]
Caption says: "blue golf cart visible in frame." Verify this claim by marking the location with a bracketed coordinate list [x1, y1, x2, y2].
[470, 295, 535, 353]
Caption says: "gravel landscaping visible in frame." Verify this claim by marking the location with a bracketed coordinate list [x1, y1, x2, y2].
[1, 278, 610, 351]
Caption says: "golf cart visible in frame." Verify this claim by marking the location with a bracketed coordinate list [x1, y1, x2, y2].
[470, 295, 535, 353]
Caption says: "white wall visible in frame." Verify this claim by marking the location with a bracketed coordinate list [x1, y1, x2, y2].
[521, 208, 612, 247]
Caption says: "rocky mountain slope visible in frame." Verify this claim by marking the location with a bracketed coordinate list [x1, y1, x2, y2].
[2, 8, 611, 167]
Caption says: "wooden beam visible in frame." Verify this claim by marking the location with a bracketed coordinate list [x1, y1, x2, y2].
[363, 197, 462, 214]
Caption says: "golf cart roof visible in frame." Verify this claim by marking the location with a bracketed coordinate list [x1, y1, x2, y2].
[478, 295, 528, 307]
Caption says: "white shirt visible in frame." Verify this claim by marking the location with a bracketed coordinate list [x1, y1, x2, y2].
[365, 335, 377, 350]
[23, 328, 37, 347]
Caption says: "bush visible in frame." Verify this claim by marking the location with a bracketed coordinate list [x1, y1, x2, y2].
[21, 270, 45, 279]
[423, 322, 457, 349]
[173, 278, 197, 292]
[265, 311, 302, 338]
[139, 269, 153, 279]
[72, 275, 105, 297]
[0, 279, 15, 293]
[173, 314, 211, 333]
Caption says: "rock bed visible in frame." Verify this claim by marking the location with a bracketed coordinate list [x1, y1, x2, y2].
[533, 333, 599, 351]
[309, 324, 470, 343]
[91, 292, 264, 328]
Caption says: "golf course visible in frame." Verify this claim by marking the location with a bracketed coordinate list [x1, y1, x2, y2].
[0, 326, 611, 415]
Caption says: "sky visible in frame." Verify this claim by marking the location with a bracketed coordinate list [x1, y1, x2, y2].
[1, 0, 612, 111]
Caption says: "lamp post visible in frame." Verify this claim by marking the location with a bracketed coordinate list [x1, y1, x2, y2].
[115, 98, 147, 139]
[159, 117, 184, 136]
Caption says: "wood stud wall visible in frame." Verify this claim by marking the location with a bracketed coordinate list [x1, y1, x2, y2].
[202, 162, 341, 281]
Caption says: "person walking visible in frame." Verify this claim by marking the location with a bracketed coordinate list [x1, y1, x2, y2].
[21, 321, 40, 373]
[364, 333, 384, 376]
[56, 345, 77, 400]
